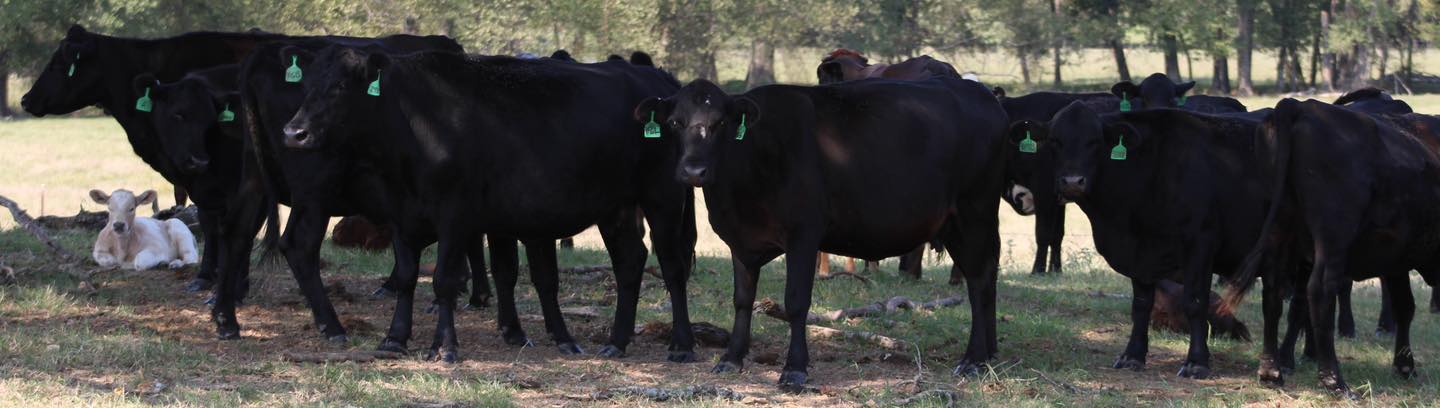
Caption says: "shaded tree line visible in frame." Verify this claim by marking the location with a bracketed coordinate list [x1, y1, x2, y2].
[3, 0, 1438, 117]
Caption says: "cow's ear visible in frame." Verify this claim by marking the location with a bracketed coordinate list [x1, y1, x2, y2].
[816, 61, 847, 84]
[1103, 121, 1144, 157]
[1110, 81, 1140, 99]
[135, 190, 157, 206]
[731, 96, 761, 126]
[132, 73, 159, 99]
[89, 189, 110, 204]
[633, 97, 669, 123]
[1007, 120, 1048, 148]
[1174, 81, 1196, 96]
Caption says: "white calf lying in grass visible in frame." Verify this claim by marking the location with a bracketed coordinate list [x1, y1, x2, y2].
[90, 189, 199, 270]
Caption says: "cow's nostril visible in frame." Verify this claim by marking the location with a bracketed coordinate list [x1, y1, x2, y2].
[683, 165, 707, 179]
[113, 222, 126, 231]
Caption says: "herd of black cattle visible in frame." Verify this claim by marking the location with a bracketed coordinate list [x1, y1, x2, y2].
[16, 26, 1440, 397]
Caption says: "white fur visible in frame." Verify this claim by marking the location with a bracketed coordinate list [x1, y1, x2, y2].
[90, 189, 199, 270]
[1009, 185, 1035, 215]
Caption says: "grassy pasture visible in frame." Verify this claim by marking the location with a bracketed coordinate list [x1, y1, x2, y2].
[2, 93, 1440, 406]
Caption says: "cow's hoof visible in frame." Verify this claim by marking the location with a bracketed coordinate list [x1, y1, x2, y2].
[952, 360, 987, 377]
[1113, 354, 1145, 371]
[1177, 362, 1211, 379]
[424, 303, 437, 315]
[1395, 354, 1417, 379]
[186, 278, 213, 293]
[711, 361, 742, 374]
[326, 334, 349, 345]
[778, 371, 808, 388]
[463, 299, 489, 311]
[502, 329, 532, 347]
[425, 347, 458, 364]
[1258, 360, 1285, 386]
[597, 345, 626, 358]
[557, 342, 584, 355]
[377, 338, 409, 354]
[369, 287, 395, 300]
[667, 350, 698, 363]
[1319, 371, 1353, 398]
[216, 327, 241, 341]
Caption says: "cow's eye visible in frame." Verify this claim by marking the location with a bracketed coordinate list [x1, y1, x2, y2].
[173, 113, 184, 121]
[668, 120, 682, 129]
[716, 120, 726, 127]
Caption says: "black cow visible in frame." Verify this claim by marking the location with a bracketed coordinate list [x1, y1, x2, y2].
[279, 46, 696, 363]
[20, 26, 286, 296]
[998, 91, 1118, 274]
[1224, 99, 1440, 396]
[1023, 103, 1277, 379]
[204, 36, 469, 343]
[638, 77, 1007, 387]
[1110, 73, 1247, 113]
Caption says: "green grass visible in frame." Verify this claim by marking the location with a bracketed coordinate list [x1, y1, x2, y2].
[5, 91, 1440, 405]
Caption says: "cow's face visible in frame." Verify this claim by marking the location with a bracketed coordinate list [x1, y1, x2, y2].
[142, 75, 233, 175]
[21, 25, 104, 116]
[636, 80, 760, 187]
[91, 189, 155, 237]
[817, 56, 867, 84]
[1004, 120, 1051, 215]
[1111, 74, 1195, 110]
[1049, 102, 1121, 201]
[282, 46, 385, 150]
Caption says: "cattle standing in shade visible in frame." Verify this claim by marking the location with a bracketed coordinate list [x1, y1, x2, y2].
[1223, 99, 1440, 396]
[279, 46, 696, 363]
[1110, 73, 1247, 113]
[21, 26, 287, 296]
[638, 77, 1007, 387]
[1025, 103, 1276, 379]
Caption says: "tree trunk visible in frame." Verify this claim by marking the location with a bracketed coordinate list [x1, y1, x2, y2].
[698, 51, 718, 82]
[1019, 49, 1033, 85]
[745, 39, 775, 89]
[1323, 1, 1337, 90]
[404, 16, 420, 35]
[1236, 0, 1257, 95]
[1288, 45, 1306, 89]
[0, 51, 10, 118]
[1213, 55, 1232, 95]
[1163, 34, 1182, 81]
[1310, 25, 1322, 89]
[1110, 39, 1131, 82]
[1277, 46, 1288, 92]
[1052, 45, 1063, 87]
[1052, 0, 1064, 87]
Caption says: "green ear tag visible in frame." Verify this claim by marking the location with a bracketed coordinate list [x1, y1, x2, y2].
[1110, 135, 1128, 161]
[135, 87, 153, 113]
[67, 54, 78, 77]
[1177, 95, 1188, 107]
[367, 70, 381, 96]
[285, 56, 302, 83]
[1018, 131, 1037, 153]
[735, 114, 748, 141]
[643, 112, 661, 139]
[218, 103, 235, 122]
[1119, 92, 1132, 112]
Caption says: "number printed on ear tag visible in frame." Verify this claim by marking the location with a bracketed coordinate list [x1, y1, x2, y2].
[1110, 135, 1128, 161]
[643, 112, 661, 139]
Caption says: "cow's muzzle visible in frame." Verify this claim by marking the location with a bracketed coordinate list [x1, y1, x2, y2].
[678, 164, 708, 187]
[113, 222, 127, 233]
[283, 124, 315, 148]
[1058, 175, 1087, 201]
[183, 156, 210, 174]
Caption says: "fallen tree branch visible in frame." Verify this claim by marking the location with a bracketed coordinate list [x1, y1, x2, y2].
[897, 389, 961, 406]
[589, 385, 743, 402]
[808, 325, 910, 350]
[817, 271, 872, 286]
[0, 194, 79, 261]
[756, 295, 965, 324]
[281, 350, 404, 363]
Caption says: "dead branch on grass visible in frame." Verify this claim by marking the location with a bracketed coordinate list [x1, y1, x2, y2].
[897, 389, 960, 406]
[281, 350, 404, 363]
[817, 271, 872, 286]
[756, 295, 965, 324]
[589, 385, 744, 402]
[0, 194, 79, 261]
[807, 325, 910, 350]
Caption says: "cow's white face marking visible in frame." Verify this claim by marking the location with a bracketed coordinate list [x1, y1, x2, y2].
[699, 126, 707, 139]
[1009, 185, 1035, 215]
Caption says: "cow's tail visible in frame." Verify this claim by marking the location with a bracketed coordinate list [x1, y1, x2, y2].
[1219, 98, 1300, 316]
[254, 201, 282, 265]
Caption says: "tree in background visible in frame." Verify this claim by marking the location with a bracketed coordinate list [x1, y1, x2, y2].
[0, 0, 95, 118]
[1071, 0, 1132, 82]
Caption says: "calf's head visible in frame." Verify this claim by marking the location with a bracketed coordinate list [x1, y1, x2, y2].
[817, 49, 869, 84]
[134, 73, 238, 174]
[90, 189, 155, 237]
[634, 80, 760, 187]
[280, 46, 386, 149]
[1110, 73, 1195, 111]
[1048, 102, 1142, 201]
[22, 25, 105, 116]
[1003, 120, 1051, 215]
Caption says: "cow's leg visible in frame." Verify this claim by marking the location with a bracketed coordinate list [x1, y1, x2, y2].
[372, 263, 400, 299]
[465, 234, 492, 310]
[899, 245, 924, 279]
[951, 202, 1001, 375]
[1048, 204, 1065, 274]
[778, 233, 821, 389]
[639, 192, 699, 363]
[1116, 279, 1157, 371]
[1177, 234, 1217, 379]
[173, 185, 188, 208]
[280, 208, 347, 342]
[488, 235, 528, 346]
[712, 251, 777, 375]
[1382, 274, 1417, 379]
[377, 233, 422, 353]
[593, 209, 647, 358]
[1030, 239, 1049, 275]
[559, 237, 574, 250]
[1336, 280, 1356, 338]
[1309, 254, 1352, 396]
[1258, 272, 1287, 385]
[190, 207, 221, 292]
[1278, 286, 1309, 374]
[1376, 279, 1396, 337]
[524, 238, 580, 354]
[424, 229, 468, 363]
[210, 193, 267, 340]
